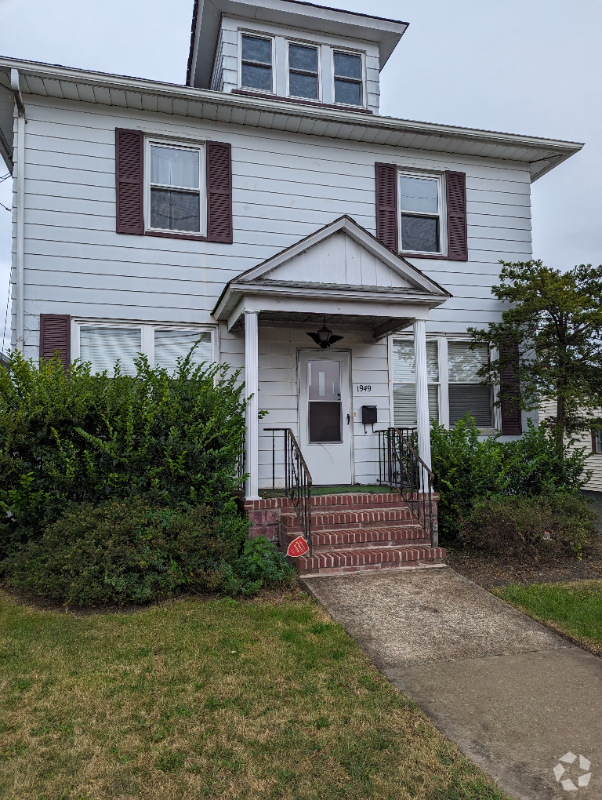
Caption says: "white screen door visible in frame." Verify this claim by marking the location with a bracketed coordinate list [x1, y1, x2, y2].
[298, 350, 352, 486]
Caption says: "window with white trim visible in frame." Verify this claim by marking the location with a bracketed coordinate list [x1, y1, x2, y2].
[77, 323, 213, 376]
[594, 428, 602, 454]
[333, 50, 364, 106]
[147, 141, 205, 234]
[448, 341, 493, 428]
[392, 337, 494, 430]
[241, 34, 273, 92]
[288, 42, 320, 100]
[399, 173, 443, 254]
[392, 339, 440, 427]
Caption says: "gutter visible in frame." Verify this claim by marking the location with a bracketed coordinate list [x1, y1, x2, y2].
[10, 68, 25, 351]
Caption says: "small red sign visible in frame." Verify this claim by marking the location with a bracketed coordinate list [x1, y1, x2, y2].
[287, 536, 310, 558]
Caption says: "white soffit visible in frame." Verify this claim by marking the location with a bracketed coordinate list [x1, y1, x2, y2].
[0, 57, 584, 181]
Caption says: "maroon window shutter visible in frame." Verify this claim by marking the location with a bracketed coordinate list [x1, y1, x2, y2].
[40, 314, 71, 369]
[375, 163, 398, 251]
[206, 141, 233, 243]
[446, 171, 468, 261]
[500, 344, 522, 435]
[115, 128, 144, 235]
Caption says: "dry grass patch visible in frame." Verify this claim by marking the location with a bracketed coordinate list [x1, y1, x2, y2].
[0, 587, 508, 799]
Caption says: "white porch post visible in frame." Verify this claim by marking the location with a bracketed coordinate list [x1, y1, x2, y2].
[244, 310, 261, 501]
[413, 319, 432, 477]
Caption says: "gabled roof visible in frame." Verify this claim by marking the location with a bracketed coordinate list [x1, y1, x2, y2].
[212, 216, 451, 336]
[187, 0, 409, 89]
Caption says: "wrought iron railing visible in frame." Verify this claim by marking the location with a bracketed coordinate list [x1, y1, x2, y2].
[378, 427, 435, 547]
[264, 428, 313, 556]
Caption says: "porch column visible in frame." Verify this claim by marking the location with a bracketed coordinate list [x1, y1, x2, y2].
[244, 310, 261, 501]
[413, 319, 432, 474]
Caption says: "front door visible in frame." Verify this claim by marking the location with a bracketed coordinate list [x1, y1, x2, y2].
[298, 350, 353, 486]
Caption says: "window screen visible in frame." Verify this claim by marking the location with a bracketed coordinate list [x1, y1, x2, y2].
[308, 360, 342, 443]
[150, 145, 201, 233]
[334, 52, 363, 106]
[448, 342, 492, 427]
[289, 44, 319, 99]
[80, 327, 141, 376]
[241, 35, 272, 91]
[399, 175, 440, 253]
[154, 330, 212, 374]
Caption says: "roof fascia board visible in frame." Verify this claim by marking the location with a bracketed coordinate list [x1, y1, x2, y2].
[0, 57, 583, 176]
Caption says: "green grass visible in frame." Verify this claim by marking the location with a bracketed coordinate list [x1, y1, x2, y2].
[0, 588, 509, 800]
[493, 580, 602, 655]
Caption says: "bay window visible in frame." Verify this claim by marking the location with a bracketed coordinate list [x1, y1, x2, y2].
[77, 322, 213, 376]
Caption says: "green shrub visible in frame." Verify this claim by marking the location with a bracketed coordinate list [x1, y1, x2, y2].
[3, 498, 293, 605]
[430, 416, 590, 542]
[0, 349, 246, 556]
[459, 493, 598, 560]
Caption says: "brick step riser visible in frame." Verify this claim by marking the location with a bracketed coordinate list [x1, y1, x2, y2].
[248, 495, 418, 511]
[297, 547, 446, 576]
[282, 516, 418, 534]
[281, 528, 429, 549]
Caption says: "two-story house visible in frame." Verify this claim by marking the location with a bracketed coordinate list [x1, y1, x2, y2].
[0, 0, 584, 572]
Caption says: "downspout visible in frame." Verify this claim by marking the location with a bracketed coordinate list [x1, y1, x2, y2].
[10, 68, 25, 351]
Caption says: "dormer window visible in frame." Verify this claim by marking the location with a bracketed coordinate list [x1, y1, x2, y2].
[333, 51, 363, 106]
[288, 43, 319, 100]
[241, 34, 273, 92]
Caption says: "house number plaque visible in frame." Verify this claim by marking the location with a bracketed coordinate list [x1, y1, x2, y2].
[356, 385, 372, 392]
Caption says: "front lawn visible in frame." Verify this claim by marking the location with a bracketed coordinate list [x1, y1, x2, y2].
[0, 589, 508, 800]
[493, 580, 602, 656]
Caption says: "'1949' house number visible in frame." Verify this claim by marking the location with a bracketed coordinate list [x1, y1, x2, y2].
[357, 385, 372, 392]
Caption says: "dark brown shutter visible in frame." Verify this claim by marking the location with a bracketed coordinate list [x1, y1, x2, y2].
[206, 141, 233, 243]
[375, 163, 398, 251]
[500, 344, 522, 435]
[446, 171, 468, 261]
[115, 128, 144, 235]
[40, 314, 71, 369]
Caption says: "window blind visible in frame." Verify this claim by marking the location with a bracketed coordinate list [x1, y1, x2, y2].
[80, 327, 141, 376]
[449, 384, 493, 427]
[392, 340, 439, 382]
[154, 330, 211, 374]
[448, 341, 489, 383]
[393, 384, 439, 427]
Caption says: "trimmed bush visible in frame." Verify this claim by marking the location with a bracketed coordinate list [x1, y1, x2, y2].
[0, 349, 246, 556]
[2, 498, 292, 605]
[459, 493, 598, 560]
[430, 416, 590, 542]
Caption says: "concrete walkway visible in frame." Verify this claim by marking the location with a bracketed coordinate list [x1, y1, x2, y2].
[302, 568, 602, 800]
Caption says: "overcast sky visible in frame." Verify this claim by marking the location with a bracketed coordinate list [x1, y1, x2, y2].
[0, 0, 600, 346]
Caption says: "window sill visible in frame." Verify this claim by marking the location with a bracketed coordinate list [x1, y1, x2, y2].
[400, 251, 448, 260]
[232, 89, 373, 114]
[145, 230, 207, 242]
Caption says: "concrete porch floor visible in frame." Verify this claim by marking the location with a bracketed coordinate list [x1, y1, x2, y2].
[302, 568, 602, 800]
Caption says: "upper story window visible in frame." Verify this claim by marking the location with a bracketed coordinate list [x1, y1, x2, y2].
[333, 51, 363, 106]
[288, 43, 319, 100]
[399, 173, 442, 254]
[241, 34, 273, 92]
[148, 143, 204, 234]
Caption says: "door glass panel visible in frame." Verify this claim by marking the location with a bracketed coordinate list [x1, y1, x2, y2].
[308, 360, 342, 443]
[308, 361, 340, 401]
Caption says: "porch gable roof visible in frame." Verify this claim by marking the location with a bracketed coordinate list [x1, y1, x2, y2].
[212, 216, 451, 338]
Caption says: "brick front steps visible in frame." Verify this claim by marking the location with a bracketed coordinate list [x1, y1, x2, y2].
[242, 490, 445, 576]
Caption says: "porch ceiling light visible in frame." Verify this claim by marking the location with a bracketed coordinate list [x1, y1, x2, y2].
[307, 319, 344, 349]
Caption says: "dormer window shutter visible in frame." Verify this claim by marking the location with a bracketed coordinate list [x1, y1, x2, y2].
[375, 163, 398, 251]
[40, 314, 71, 369]
[446, 171, 468, 261]
[500, 343, 522, 435]
[115, 129, 144, 235]
[206, 141, 233, 243]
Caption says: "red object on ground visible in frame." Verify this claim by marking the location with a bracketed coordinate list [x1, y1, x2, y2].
[287, 536, 310, 558]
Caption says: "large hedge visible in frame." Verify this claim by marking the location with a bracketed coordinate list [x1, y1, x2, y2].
[0, 349, 246, 556]
[430, 416, 591, 542]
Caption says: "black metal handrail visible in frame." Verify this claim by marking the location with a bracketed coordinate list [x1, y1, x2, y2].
[264, 428, 313, 556]
[378, 427, 435, 547]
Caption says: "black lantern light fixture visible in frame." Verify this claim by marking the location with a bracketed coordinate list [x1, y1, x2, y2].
[306, 318, 344, 349]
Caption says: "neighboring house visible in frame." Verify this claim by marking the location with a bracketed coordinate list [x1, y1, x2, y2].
[540, 401, 602, 492]
[0, 0, 583, 504]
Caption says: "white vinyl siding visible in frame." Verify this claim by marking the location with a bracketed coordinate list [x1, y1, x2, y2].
[77, 322, 212, 376]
